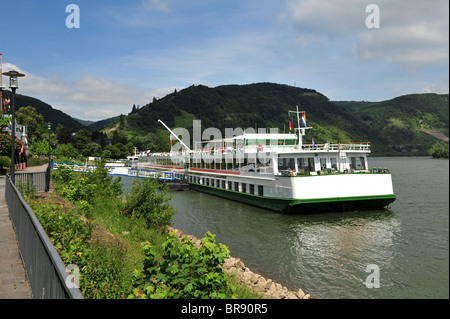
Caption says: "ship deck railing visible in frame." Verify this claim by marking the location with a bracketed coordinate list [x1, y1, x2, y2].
[143, 142, 371, 158]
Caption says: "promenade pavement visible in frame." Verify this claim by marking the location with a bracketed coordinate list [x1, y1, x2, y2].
[0, 164, 47, 299]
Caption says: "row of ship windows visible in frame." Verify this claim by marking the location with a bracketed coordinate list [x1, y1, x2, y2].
[189, 175, 264, 196]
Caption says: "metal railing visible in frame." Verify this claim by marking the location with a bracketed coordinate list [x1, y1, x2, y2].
[15, 172, 49, 193]
[5, 174, 83, 299]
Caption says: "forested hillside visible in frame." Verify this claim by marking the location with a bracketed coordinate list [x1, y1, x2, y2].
[335, 93, 449, 155]
[3, 83, 448, 157]
[109, 83, 448, 155]
[116, 83, 386, 153]
[2, 90, 85, 131]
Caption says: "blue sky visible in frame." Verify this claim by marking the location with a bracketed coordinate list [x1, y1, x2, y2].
[1, 0, 448, 121]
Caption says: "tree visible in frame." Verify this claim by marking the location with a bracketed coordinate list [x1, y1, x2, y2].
[16, 106, 46, 140]
[119, 114, 125, 128]
[56, 124, 75, 145]
[0, 116, 11, 129]
[104, 144, 121, 159]
[29, 137, 52, 156]
[74, 129, 92, 152]
[429, 142, 449, 158]
[0, 133, 24, 157]
[54, 143, 79, 158]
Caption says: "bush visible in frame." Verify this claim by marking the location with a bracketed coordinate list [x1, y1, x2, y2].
[429, 142, 449, 158]
[0, 133, 23, 157]
[27, 157, 49, 167]
[122, 177, 176, 228]
[0, 156, 10, 171]
[52, 161, 122, 206]
[130, 232, 236, 299]
[28, 200, 128, 299]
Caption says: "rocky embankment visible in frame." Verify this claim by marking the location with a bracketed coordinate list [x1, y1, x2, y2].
[169, 227, 311, 299]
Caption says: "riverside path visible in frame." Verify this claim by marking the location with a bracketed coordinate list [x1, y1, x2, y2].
[0, 164, 48, 299]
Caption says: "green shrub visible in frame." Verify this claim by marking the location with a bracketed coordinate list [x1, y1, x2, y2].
[29, 202, 92, 268]
[27, 157, 48, 167]
[0, 156, 10, 174]
[122, 177, 176, 228]
[130, 232, 236, 299]
[82, 241, 128, 299]
[52, 161, 122, 206]
[28, 200, 128, 299]
[0, 155, 10, 168]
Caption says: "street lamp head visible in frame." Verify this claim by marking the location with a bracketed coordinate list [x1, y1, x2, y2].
[2, 69, 25, 89]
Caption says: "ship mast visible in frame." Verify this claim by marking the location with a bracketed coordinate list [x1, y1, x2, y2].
[288, 105, 312, 148]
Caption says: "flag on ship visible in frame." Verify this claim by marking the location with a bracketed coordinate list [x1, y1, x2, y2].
[312, 138, 315, 146]
[301, 113, 307, 127]
[288, 115, 292, 131]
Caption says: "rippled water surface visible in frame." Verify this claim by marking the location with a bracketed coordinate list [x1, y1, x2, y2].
[122, 157, 449, 298]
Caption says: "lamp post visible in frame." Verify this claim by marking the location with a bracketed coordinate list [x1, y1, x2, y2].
[2, 70, 25, 184]
[46, 122, 51, 192]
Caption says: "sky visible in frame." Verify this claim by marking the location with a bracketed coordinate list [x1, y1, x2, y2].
[0, 0, 448, 121]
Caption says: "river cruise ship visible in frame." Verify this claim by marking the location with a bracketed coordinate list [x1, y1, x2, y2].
[137, 113, 396, 213]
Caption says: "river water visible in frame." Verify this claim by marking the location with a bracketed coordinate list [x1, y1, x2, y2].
[121, 157, 449, 299]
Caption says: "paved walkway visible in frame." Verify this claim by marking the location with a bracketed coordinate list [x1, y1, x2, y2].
[0, 175, 32, 299]
[0, 164, 49, 298]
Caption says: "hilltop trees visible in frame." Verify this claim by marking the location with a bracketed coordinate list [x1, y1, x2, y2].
[13, 105, 136, 162]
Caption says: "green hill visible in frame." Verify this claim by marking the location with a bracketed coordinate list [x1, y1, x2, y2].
[109, 83, 385, 153]
[336, 93, 449, 155]
[113, 84, 448, 156]
[4, 83, 448, 157]
[2, 90, 85, 132]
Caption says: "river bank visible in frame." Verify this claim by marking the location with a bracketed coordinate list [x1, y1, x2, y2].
[168, 226, 311, 299]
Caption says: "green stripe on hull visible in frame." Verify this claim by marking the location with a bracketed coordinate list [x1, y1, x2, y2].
[189, 183, 396, 214]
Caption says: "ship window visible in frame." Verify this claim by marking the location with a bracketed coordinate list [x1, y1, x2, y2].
[228, 181, 232, 190]
[320, 158, 327, 170]
[297, 158, 307, 171]
[234, 182, 239, 191]
[242, 183, 247, 193]
[258, 185, 264, 196]
[330, 158, 337, 169]
[278, 158, 295, 171]
[350, 157, 365, 170]
[206, 178, 210, 186]
[308, 158, 315, 171]
[249, 184, 254, 194]
[221, 180, 225, 189]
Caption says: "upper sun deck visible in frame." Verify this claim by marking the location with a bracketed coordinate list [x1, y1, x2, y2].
[145, 132, 371, 158]
[191, 133, 371, 156]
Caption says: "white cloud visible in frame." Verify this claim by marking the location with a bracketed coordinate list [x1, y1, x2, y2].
[141, 0, 171, 12]
[422, 77, 449, 94]
[282, 0, 449, 67]
[2, 63, 188, 121]
[142, 86, 184, 102]
[2, 64, 134, 120]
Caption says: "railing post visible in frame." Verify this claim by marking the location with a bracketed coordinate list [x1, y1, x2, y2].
[45, 164, 50, 192]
